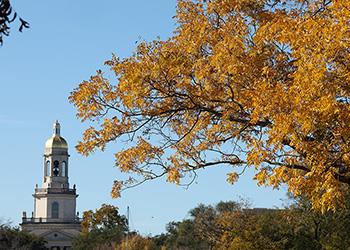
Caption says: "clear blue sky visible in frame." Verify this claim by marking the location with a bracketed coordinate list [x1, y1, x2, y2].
[0, 0, 287, 235]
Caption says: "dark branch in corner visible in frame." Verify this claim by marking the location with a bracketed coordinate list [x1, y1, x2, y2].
[0, 0, 29, 45]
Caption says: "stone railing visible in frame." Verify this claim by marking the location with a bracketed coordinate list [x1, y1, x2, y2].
[21, 217, 82, 224]
[35, 187, 76, 195]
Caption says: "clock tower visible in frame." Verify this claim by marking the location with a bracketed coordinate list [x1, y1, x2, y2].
[21, 121, 81, 250]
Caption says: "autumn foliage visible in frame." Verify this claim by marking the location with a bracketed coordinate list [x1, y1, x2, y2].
[70, 0, 350, 212]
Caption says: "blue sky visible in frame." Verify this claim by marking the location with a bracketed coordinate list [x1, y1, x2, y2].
[0, 0, 286, 235]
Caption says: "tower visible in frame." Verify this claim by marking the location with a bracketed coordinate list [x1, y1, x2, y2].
[21, 121, 81, 250]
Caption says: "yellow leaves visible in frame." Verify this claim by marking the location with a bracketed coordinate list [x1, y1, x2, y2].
[315, 172, 345, 213]
[247, 150, 262, 167]
[268, 167, 287, 188]
[71, 0, 350, 212]
[305, 171, 345, 213]
[76, 117, 133, 156]
[227, 172, 239, 184]
[70, 73, 114, 122]
[254, 168, 269, 186]
[81, 210, 93, 235]
[167, 167, 181, 184]
[247, 140, 271, 167]
[285, 168, 346, 213]
[166, 155, 188, 184]
[111, 180, 123, 199]
[76, 127, 100, 156]
[117, 234, 156, 250]
[115, 138, 163, 172]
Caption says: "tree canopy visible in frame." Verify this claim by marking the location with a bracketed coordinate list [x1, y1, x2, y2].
[152, 198, 350, 250]
[72, 204, 128, 250]
[0, 224, 46, 250]
[72, 198, 350, 250]
[70, 0, 350, 212]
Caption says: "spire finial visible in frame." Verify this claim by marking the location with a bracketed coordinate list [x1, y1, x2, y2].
[53, 120, 60, 136]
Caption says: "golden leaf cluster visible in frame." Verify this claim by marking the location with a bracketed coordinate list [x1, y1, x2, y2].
[70, 0, 350, 212]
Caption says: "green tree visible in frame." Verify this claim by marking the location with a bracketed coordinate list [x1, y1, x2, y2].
[154, 201, 247, 249]
[0, 224, 46, 250]
[283, 195, 350, 249]
[162, 220, 209, 250]
[72, 204, 128, 250]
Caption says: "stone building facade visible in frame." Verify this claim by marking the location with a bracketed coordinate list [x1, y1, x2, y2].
[21, 121, 81, 249]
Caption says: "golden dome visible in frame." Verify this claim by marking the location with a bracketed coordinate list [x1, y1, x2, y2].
[45, 135, 68, 149]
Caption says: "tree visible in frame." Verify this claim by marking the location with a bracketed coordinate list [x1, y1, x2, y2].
[152, 199, 350, 249]
[0, 0, 29, 45]
[70, 0, 350, 211]
[72, 204, 128, 250]
[0, 224, 46, 250]
[117, 234, 156, 250]
[160, 220, 210, 250]
[153, 201, 290, 250]
[283, 194, 350, 249]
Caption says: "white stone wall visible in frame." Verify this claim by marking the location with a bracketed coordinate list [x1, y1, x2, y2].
[47, 195, 76, 219]
[35, 197, 47, 218]
[35, 194, 76, 220]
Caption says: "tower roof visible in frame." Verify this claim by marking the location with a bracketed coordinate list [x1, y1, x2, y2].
[45, 135, 68, 149]
[45, 121, 68, 149]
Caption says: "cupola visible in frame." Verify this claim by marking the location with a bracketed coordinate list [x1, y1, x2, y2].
[45, 120, 68, 150]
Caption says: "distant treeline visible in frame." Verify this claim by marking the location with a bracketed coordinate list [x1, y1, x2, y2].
[72, 195, 350, 250]
[2, 196, 350, 249]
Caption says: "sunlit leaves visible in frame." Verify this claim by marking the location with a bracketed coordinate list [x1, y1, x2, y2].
[227, 172, 239, 184]
[70, 0, 350, 212]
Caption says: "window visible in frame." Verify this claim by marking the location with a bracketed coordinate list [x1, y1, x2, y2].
[52, 202, 59, 218]
[53, 160, 60, 176]
[46, 161, 50, 176]
[62, 161, 66, 177]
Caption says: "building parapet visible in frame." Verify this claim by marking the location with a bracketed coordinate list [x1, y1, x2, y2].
[21, 217, 82, 224]
[35, 187, 76, 195]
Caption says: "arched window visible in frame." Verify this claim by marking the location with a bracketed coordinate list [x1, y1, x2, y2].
[62, 161, 66, 177]
[53, 160, 60, 176]
[46, 161, 50, 176]
[52, 202, 59, 219]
